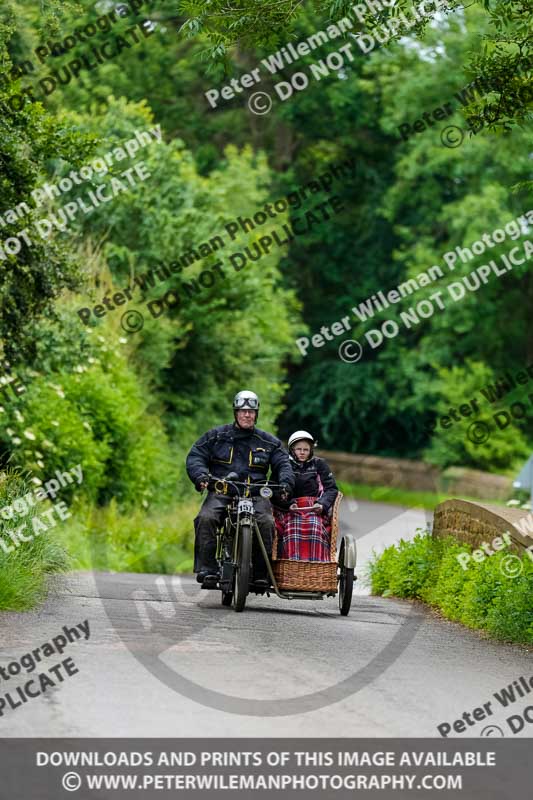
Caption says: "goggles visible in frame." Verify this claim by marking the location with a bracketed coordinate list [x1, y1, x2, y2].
[234, 397, 259, 410]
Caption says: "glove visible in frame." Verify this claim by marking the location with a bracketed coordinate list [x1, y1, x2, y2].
[279, 483, 290, 501]
[195, 475, 209, 492]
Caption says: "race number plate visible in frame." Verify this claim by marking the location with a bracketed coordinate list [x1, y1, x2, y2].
[238, 499, 254, 515]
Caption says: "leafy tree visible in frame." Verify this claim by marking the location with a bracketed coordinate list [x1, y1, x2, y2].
[181, 0, 532, 128]
[0, 0, 95, 359]
[423, 361, 531, 471]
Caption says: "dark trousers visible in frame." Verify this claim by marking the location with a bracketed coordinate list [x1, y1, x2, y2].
[194, 492, 274, 579]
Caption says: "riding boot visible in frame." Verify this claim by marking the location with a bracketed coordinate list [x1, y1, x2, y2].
[194, 492, 230, 574]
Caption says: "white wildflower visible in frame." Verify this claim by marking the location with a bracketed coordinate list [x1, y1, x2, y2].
[23, 430, 36, 441]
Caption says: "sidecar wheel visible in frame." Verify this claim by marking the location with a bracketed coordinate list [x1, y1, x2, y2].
[338, 541, 354, 616]
[339, 565, 354, 616]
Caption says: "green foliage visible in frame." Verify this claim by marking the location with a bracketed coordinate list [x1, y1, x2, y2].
[467, 0, 533, 129]
[424, 361, 531, 471]
[56, 497, 198, 574]
[0, 5, 96, 358]
[421, 540, 473, 620]
[370, 532, 533, 644]
[0, 320, 178, 509]
[181, 0, 531, 129]
[1, 0, 532, 619]
[59, 99, 302, 435]
[0, 469, 69, 610]
[369, 532, 440, 599]
[179, 0, 311, 55]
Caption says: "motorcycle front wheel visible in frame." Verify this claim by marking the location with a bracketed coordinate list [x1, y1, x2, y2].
[233, 522, 252, 612]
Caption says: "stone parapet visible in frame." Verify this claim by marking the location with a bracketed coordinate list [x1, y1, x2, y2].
[432, 499, 533, 553]
[317, 449, 512, 502]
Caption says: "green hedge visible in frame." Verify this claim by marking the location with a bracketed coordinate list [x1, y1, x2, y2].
[0, 323, 179, 510]
[369, 532, 533, 644]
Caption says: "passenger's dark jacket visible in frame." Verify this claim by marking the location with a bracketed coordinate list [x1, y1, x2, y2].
[275, 456, 338, 514]
[186, 423, 295, 490]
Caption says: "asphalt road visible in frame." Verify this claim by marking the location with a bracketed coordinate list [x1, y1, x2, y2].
[1, 499, 531, 737]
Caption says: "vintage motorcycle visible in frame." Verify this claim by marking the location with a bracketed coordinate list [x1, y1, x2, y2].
[200, 472, 356, 614]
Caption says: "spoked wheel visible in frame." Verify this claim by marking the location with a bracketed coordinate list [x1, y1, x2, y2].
[338, 545, 354, 616]
[233, 522, 252, 612]
[220, 526, 234, 606]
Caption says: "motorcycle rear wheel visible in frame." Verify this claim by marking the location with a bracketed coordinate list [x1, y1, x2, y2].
[233, 522, 252, 612]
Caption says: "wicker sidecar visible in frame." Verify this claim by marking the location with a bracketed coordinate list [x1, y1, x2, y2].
[270, 492, 357, 615]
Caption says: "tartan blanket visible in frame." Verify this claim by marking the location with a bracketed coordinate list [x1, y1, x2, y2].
[273, 496, 332, 562]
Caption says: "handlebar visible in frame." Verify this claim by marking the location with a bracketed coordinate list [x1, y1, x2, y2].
[203, 474, 287, 497]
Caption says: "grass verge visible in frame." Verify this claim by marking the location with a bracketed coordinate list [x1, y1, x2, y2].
[0, 470, 69, 611]
[369, 532, 533, 645]
[56, 497, 197, 574]
[0, 467, 199, 611]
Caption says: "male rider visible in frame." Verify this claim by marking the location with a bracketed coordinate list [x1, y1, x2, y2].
[186, 390, 294, 588]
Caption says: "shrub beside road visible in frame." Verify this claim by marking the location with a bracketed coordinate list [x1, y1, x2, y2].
[369, 533, 533, 645]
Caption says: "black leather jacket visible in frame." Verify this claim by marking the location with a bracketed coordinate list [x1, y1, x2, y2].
[186, 423, 295, 491]
[275, 456, 338, 513]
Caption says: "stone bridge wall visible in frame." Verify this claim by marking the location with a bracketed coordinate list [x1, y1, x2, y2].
[432, 499, 533, 553]
[317, 449, 512, 502]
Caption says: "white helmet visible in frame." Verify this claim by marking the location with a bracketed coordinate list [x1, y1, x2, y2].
[288, 430, 316, 451]
[233, 390, 260, 420]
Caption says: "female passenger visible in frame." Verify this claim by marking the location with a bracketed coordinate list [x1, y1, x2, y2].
[273, 430, 339, 561]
